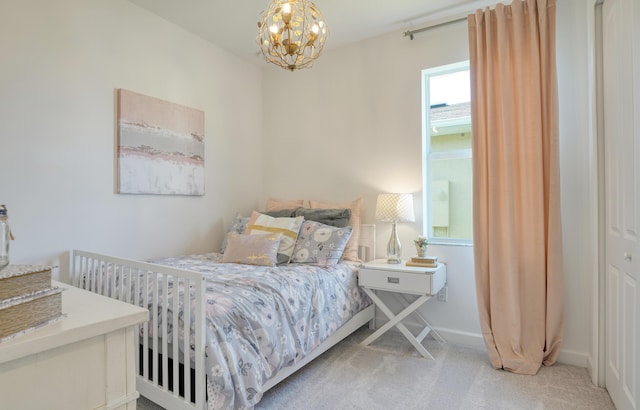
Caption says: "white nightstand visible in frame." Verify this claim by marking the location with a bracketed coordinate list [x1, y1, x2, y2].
[358, 259, 447, 359]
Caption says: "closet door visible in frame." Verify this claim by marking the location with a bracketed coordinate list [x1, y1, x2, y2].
[602, 0, 640, 409]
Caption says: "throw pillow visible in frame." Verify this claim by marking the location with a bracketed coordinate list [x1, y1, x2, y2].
[291, 221, 353, 267]
[264, 208, 297, 218]
[265, 198, 304, 211]
[246, 211, 304, 264]
[308, 197, 362, 262]
[293, 208, 351, 228]
[222, 232, 283, 267]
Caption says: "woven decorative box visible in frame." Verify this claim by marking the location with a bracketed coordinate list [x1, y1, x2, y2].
[0, 265, 62, 341]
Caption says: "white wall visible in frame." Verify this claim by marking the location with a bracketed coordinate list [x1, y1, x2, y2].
[556, 0, 596, 368]
[262, 20, 481, 347]
[262, 0, 595, 366]
[0, 0, 264, 280]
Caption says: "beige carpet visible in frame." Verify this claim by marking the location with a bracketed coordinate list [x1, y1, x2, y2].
[138, 327, 615, 410]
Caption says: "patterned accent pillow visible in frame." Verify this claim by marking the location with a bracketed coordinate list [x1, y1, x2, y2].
[222, 232, 283, 266]
[265, 198, 304, 211]
[220, 213, 250, 253]
[246, 211, 304, 264]
[309, 198, 362, 262]
[291, 221, 353, 267]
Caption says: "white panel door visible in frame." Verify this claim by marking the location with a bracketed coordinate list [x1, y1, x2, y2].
[602, 0, 640, 409]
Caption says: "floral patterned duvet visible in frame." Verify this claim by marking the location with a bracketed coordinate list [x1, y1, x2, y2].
[148, 253, 371, 410]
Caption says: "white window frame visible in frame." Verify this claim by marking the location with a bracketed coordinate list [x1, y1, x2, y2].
[421, 61, 472, 246]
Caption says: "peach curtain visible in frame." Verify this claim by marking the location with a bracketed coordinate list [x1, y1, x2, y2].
[467, 0, 564, 375]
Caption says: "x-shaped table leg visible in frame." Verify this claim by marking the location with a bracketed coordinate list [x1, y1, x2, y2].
[395, 293, 446, 344]
[360, 288, 435, 359]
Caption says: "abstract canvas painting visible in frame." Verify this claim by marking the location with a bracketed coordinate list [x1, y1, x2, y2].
[117, 89, 205, 195]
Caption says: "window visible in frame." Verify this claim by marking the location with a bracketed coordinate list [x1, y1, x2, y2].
[422, 61, 472, 244]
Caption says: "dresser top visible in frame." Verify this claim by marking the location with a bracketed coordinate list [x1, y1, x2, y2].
[0, 282, 148, 364]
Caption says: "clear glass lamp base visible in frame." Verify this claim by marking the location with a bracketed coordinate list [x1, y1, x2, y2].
[386, 222, 402, 264]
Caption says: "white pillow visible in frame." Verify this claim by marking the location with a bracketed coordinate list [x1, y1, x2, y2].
[246, 211, 304, 264]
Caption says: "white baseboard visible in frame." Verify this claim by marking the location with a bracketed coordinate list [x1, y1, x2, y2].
[556, 349, 590, 368]
[432, 326, 486, 350]
[374, 318, 485, 350]
[374, 318, 590, 370]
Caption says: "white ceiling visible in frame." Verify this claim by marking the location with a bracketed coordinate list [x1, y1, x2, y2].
[129, 0, 496, 65]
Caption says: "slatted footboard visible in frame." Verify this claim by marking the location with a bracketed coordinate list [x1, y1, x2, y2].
[70, 250, 207, 410]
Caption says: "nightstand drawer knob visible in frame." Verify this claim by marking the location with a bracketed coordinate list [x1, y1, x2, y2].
[387, 277, 400, 284]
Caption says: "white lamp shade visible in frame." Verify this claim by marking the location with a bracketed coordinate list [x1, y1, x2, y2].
[375, 193, 415, 222]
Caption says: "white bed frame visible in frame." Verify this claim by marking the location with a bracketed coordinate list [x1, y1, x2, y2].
[69, 224, 375, 410]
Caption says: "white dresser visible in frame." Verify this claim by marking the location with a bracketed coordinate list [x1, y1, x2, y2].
[0, 281, 148, 410]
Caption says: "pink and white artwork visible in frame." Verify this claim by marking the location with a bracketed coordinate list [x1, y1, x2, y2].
[117, 89, 205, 195]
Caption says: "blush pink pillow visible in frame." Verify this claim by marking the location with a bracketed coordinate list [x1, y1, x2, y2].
[265, 197, 304, 211]
[222, 232, 283, 266]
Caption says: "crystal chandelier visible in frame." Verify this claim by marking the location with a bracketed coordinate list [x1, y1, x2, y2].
[257, 0, 328, 71]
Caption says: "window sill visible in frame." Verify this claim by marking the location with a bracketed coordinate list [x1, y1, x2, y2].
[428, 240, 473, 247]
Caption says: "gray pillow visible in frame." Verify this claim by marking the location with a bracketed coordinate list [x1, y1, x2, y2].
[294, 208, 351, 228]
[264, 209, 297, 217]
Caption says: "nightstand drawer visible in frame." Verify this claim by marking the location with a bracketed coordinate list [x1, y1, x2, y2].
[358, 263, 446, 295]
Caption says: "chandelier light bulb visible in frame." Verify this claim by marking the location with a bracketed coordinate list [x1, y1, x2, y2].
[282, 3, 292, 17]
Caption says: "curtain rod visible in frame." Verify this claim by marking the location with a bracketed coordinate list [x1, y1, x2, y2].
[403, 16, 468, 40]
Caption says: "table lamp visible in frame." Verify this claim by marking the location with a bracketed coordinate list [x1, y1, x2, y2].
[375, 193, 415, 264]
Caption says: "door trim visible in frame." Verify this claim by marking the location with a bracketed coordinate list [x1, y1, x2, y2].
[587, 0, 606, 388]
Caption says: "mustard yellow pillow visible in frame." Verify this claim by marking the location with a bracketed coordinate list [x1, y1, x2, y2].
[222, 232, 282, 266]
